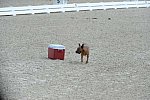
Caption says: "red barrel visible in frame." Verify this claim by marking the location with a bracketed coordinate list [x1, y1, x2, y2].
[48, 44, 65, 60]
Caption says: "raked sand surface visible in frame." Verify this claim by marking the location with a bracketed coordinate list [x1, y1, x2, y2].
[0, 1, 150, 100]
[0, 0, 127, 7]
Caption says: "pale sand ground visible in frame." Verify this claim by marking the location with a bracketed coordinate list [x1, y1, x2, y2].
[0, 0, 127, 7]
[0, 0, 150, 100]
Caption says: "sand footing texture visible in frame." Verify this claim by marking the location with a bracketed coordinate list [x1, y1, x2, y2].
[0, 0, 150, 100]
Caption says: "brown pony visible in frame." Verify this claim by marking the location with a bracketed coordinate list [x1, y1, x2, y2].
[76, 43, 89, 63]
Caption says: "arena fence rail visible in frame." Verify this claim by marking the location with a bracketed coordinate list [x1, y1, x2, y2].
[0, 1, 150, 16]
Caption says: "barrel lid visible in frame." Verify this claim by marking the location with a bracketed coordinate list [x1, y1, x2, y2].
[48, 44, 65, 49]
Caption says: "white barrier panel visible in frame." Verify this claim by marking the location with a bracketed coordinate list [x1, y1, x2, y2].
[0, 1, 150, 16]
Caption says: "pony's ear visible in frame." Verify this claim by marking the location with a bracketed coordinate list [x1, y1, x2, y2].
[79, 43, 81, 47]
[81, 44, 84, 48]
